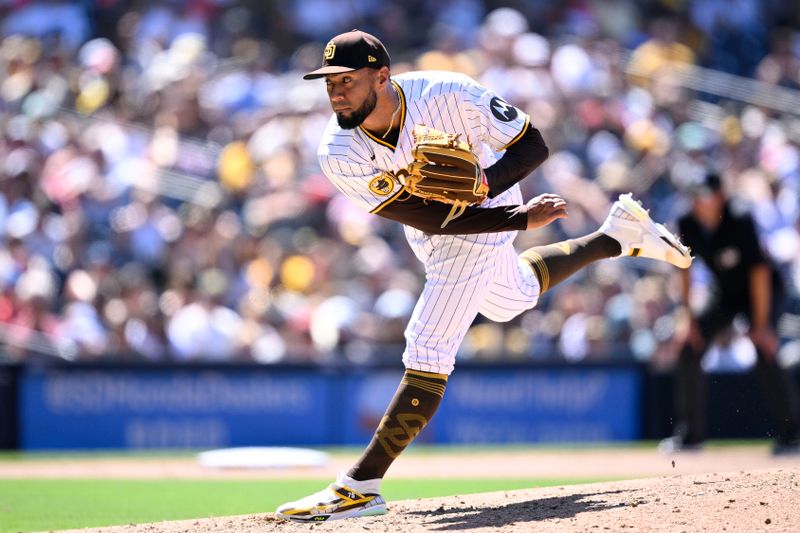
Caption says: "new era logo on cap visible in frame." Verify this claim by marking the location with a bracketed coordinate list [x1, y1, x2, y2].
[303, 30, 390, 80]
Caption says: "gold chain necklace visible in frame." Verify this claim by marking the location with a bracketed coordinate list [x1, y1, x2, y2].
[381, 84, 401, 139]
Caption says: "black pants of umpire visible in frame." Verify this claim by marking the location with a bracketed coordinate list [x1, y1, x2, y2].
[673, 297, 800, 445]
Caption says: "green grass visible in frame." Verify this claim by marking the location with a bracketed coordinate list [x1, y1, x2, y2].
[0, 477, 604, 532]
[0, 441, 772, 531]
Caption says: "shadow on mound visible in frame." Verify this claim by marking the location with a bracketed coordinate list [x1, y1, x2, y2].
[405, 489, 632, 530]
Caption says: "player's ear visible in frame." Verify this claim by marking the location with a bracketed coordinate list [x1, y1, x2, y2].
[375, 66, 390, 87]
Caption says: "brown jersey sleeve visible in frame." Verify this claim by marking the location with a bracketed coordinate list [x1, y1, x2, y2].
[375, 194, 528, 235]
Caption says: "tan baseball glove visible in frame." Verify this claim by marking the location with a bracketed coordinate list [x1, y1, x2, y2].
[397, 125, 489, 228]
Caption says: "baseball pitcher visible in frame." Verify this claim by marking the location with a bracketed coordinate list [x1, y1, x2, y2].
[276, 30, 692, 522]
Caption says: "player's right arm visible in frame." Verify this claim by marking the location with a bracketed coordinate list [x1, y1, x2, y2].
[455, 75, 549, 198]
[481, 123, 549, 198]
[378, 192, 565, 235]
[319, 152, 565, 235]
[679, 263, 704, 351]
[677, 216, 703, 351]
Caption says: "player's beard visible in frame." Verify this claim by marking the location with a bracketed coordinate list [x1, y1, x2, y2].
[335, 88, 377, 129]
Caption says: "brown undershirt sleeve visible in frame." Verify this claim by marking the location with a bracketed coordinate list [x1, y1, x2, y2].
[376, 194, 528, 235]
[483, 122, 549, 198]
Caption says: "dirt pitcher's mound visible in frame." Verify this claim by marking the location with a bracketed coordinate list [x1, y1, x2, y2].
[60, 468, 798, 533]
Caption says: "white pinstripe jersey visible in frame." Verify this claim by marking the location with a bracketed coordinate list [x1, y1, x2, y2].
[317, 70, 540, 375]
[317, 70, 530, 223]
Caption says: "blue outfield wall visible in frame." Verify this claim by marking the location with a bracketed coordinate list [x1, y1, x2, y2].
[20, 367, 333, 449]
[338, 368, 642, 446]
[17, 363, 642, 450]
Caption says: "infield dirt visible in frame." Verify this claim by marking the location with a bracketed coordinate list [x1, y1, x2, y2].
[5, 446, 799, 480]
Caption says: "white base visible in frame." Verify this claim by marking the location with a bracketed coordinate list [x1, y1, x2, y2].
[197, 447, 330, 469]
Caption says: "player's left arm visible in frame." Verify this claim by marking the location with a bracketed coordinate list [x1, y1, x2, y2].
[749, 264, 772, 330]
[749, 263, 778, 355]
[741, 214, 778, 354]
[460, 78, 549, 198]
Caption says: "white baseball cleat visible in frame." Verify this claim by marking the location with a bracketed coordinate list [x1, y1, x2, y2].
[275, 472, 387, 522]
[600, 193, 692, 269]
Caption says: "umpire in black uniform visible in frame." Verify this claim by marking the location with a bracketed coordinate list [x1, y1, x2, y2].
[661, 173, 800, 454]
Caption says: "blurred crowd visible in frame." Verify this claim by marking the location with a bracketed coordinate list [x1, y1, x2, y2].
[0, 0, 799, 367]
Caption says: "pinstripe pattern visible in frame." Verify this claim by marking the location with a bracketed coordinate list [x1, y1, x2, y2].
[479, 247, 541, 322]
[317, 71, 539, 375]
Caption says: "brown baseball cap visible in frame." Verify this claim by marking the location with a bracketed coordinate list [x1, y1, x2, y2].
[303, 30, 390, 80]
